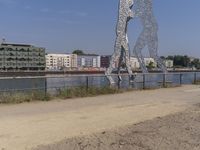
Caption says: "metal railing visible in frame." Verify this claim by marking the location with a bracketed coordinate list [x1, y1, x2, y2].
[0, 72, 199, 94]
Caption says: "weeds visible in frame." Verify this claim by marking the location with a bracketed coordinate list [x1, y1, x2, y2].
[193, 80, 200, 85]
[57, 86, 122, 99]
[0, 91, 51, 104]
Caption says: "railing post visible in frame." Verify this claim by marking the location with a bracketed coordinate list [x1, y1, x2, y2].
[86, 76, 89, 91]
[194, 72, 197, 84]
[180, 73, 183, 85]
[143, 74, 146, 89]
[44, 77, 47, 96]
[163, 73, 166, 88]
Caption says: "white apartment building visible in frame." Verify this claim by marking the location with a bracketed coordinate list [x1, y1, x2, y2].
[45, 54, 77, 70]
[77, 55, 101, 68]
[130, 57, 157, 70]
[130, 57, 140, 70]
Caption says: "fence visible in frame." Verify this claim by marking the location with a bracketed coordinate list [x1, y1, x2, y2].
[0, 72, 199, 95]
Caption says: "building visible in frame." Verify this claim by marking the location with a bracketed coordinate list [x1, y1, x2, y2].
[130, 57, 157, 70]
[130, 57, 140, 70]
[77, 55, 101, 68]
[100, 55, 111, 68]
[0, 43, 45, 71]
[164, 60, 174, 68]
[45, 54, 77, 70]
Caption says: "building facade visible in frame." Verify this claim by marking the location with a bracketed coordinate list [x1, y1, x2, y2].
[130, 57, 140, 70]
[100, 55, 111, 68]
[0, 43, 45, 70]
[45, 54, 77, 70]
[77, 55, 101, 68]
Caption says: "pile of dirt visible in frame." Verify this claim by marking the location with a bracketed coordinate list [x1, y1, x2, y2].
[34, 104, 200, 150]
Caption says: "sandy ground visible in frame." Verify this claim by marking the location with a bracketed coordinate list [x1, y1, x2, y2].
[0, 85, 200, 150]
[34, 104, 200, 150]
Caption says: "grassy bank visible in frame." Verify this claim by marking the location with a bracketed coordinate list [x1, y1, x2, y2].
[193, 80, 200, 85]
[57, 86, 122, 99]
[0, 86, 122, 104]
[0, 91, 51, 104]
[0, 83, 187, 104]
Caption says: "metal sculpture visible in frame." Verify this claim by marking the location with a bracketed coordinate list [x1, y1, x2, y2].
[106, 0, 134, 84]
[133, 0, 167, 73]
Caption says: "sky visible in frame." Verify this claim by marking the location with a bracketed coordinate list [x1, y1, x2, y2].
[0, 0, 200, 57]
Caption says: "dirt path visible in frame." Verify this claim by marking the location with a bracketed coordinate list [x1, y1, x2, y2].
[0, 85, 200, 150]
[34, 104, 200, 150]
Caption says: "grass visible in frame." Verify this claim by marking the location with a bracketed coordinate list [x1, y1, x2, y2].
[0, 82, 188, 104]
[57, 86, 122, 99]
[193, 80, 200, 85]
[0, 91, 51, 104]
[0, 86, 122, 104]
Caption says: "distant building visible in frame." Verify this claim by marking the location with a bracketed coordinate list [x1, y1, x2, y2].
[45, 54, 77, 70]
[100, 55, 111, 68]
[164, 60, 174, 68]
[0, 43, 45, 70]
[77, 55, 101, 68]
[130, 57, 140, 70]
[106, 56, 158, 71]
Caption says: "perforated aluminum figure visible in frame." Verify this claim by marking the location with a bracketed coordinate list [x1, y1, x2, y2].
[133, 0, 167, 73]
[106, 0, 134, 84]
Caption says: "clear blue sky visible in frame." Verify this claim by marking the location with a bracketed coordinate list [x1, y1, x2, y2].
[0, 0, 200, 57]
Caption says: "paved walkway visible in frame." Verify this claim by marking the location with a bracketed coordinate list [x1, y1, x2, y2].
[0, 85, 199, 150]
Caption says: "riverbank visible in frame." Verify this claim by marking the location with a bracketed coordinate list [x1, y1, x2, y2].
[0, 85, 199, 150]
[0, 70, 199, 77]
[34, 104, 200, 150]
[0, 86, 122, 104]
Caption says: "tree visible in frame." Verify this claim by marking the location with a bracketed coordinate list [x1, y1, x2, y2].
[72, 50, 84, 55]
[173, 55, 190, 67]
[146, 61, 155, 69]
[160, 56, 165, 60]
[191, 59, 200, 69]
[183, 55, 190, 67]
[166, 55, 174, 60]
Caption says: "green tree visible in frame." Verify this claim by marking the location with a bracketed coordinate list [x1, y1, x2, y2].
[160, 56, 165, 60]
[166, 55, 174, 60]
[72, 50, 84, 55]
[146, 61, 155, 69]
[173, 55, 190, 67]
[191, 59, 200, 69]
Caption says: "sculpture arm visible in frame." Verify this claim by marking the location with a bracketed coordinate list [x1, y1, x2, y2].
[128, 9, 135, 19]
[132, 8, 141, 17]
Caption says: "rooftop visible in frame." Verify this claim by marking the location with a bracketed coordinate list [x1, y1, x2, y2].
[1, 43, 32, 47]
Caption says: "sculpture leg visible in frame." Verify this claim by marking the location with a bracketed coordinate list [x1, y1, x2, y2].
[106, 38, 121, 84]
[120, 37, 134, 82]
[105, 53, 117, 84]
[148, 33, 168, 73]
[117, 49, 124, 82]
[133, 31, 148, 73]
